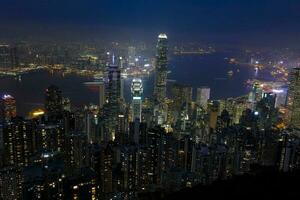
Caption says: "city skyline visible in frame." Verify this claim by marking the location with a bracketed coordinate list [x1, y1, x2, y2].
[1, 1, 300, 199]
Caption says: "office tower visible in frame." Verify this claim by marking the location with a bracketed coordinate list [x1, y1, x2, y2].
[153, 104, 168, 126]
[100, 144, 113, 196]
[10, 47, 18, 68]
[131, 78, 143, 122]
[208, 101, 219, 130]
[106, 64, 121, 114]
[154, 33, 168, 104]
[287, 68, 300, 129]
[272, 88, 288, 108]
[128, 46, 136, 66]
[178, 105, 191, 133]
[104, 63, 121, 141]
[177, 135, 194, 172]
[0, 45, 10, 68]
[129, 120, 141, 145]
[248, 82, 263, 109]
[0, 94, 17, 122]
[0, 45, 18, 69]
[99, 79, 106, 109]
[45, 85, 63, 118]
[84, 106, 99, 143]
[196, 87, 210, 110]
[115, 112, 128, 144]
[171, 83, 193, 114]
[256, 92, 277, 130]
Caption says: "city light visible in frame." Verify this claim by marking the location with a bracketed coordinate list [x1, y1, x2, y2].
[1, 2, 300, 199]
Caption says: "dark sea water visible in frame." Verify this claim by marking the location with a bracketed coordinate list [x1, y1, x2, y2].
[0, 53, 261, 116]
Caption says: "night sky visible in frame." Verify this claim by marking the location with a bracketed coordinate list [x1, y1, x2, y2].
[1, 0, 300, 45]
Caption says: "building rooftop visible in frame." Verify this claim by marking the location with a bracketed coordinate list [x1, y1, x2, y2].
[158, 33, 168, 39]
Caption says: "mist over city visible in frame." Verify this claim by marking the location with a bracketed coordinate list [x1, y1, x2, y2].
[0, 0, 300, 199]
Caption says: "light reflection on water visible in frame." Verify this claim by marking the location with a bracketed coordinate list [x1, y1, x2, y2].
[0, 53, 261, 116]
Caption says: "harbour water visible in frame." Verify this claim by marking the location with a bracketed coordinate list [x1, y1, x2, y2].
[0, 53, 261, 116]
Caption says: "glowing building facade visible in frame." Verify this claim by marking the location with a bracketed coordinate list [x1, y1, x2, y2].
[0, 94, 17, 122]
[131, 78, 143, 122]
[196, 87, 210, 110]
[287, 67, 300, 129]
[154, 33, 168, 104]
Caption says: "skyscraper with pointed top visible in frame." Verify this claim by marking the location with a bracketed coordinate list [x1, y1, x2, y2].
[154, 33, 168, 104]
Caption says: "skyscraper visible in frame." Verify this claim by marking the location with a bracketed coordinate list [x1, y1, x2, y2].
[103, 62, 121, 141]
[99, 79, 105, 109]
[287, 67, 300, 129]
[131, 78, 143, 122]
[45, 85, 63, 117]
[154, 33, 168, 104]
[171, 83, 193, 112]
[0, 45, 11, 69]
[0, 45, 18, 69]
[0, 94, 17, 122]
[196, 87, 210, 110]
[106, 64, 121, 107]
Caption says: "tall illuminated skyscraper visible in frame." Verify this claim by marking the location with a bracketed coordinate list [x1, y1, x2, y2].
[131, 78, 143, 122]
[103, 61, 121, 141]
[154, 33, 168, 104]
[287, 67, 300, 129]
[0, 94, 17, 122]
[196, 87, 210, 110]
